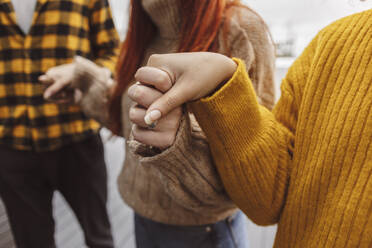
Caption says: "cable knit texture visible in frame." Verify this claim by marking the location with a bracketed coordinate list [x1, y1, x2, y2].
[78, 0, 275, 225]
[191, 10, 371, 246]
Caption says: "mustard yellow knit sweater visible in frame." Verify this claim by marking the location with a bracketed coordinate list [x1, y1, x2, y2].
[191, 10, 371, 247]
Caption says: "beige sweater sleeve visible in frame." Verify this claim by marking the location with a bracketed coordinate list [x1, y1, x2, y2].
[71, 56, 114, 127]
[130, 7, 276, 212]
[129, 112, 235, 212]
[219, 6, 276, 110]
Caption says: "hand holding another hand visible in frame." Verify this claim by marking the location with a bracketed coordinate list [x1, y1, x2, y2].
[39, 63, 79, 103]
[129, 52, 236, 150]
[134, 52, 237, 126]
[40, 56, 113, 104]
[127, 82, 182, 150]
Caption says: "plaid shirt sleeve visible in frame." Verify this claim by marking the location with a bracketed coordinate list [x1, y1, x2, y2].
[89, 0, 120, 73]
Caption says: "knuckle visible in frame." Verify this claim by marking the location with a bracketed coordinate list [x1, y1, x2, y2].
[164, 133, 176, 147]
[47, 68, 58, 77]
[135, 67, 146, 77]
[147, 54, 161, 66]
[157, 74, 171, 90]
[171, 121, 180, 132]
[129, 86, 143, 100]
[127, 85, 136, 97]
[131, 125, 139, 139]
[46, 67, 55, 74]
[129, 108, 137, 122]
[134, 86, 143, 99]
[156, 72, 167, 84]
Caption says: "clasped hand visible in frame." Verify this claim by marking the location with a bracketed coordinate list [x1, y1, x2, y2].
[40, 52, 237, 150]
[130, 52, 236, 149]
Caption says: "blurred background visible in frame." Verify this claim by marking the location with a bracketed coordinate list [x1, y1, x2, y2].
[0, 0, 370, 247]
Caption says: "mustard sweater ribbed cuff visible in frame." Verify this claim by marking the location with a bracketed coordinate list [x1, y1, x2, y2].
[191, 58, 262, 143]
[191, 59, 291, 225]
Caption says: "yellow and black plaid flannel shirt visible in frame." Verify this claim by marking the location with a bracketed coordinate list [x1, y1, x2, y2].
[0, 0, 119, 151]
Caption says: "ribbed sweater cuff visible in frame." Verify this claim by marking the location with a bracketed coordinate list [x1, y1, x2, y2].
[190, 58, 263, 148]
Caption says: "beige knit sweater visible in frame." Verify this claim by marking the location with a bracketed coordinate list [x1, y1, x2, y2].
[74, 0, 275, 225]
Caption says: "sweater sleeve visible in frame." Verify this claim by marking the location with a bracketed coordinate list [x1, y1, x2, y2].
[71, 56, 114, 127]
[218, 6, 276, 110]
[190, 37, 317, 225]
[128, 7, 278, 212]
[129, 111, 236, 212]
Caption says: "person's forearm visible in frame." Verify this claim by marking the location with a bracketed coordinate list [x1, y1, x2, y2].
[190, 59, 293, 225]
[73, 57, 115, 128]
[79, 80, 113, 127]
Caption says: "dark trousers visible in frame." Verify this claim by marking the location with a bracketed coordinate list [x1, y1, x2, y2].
[0, 135, 114, 248]
[135, 211, 249, 248]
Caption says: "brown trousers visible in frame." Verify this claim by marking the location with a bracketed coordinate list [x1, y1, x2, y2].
[0, 135, 113, 248]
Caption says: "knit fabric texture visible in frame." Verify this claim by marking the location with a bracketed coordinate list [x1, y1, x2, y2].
[191, 10, 372, 247]
[118, 0, 276, 225]
[77, 0, 276, 225]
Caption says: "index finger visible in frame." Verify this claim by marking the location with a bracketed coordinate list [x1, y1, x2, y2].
[127, 83, 163, 108]
[43, 79, 70, 100]
[144, 82, 189, 126]
[39, 74, 54, 84]
[135, 66, 173, 93]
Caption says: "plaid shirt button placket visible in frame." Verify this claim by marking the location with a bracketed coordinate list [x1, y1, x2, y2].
[0, 0, 119, 151]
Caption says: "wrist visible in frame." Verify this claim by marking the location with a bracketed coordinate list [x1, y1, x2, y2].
[208, 58, 238, 97]
[225, 57, 238, 78]
[72, 57, 112, 93]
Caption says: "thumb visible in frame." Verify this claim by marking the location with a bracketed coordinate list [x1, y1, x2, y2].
[144, 83, 189, 125]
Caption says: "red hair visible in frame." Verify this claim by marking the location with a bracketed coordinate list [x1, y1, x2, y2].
[109, 0, 246, 135]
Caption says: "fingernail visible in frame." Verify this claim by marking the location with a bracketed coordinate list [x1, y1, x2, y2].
[144, 110, 161, 125]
